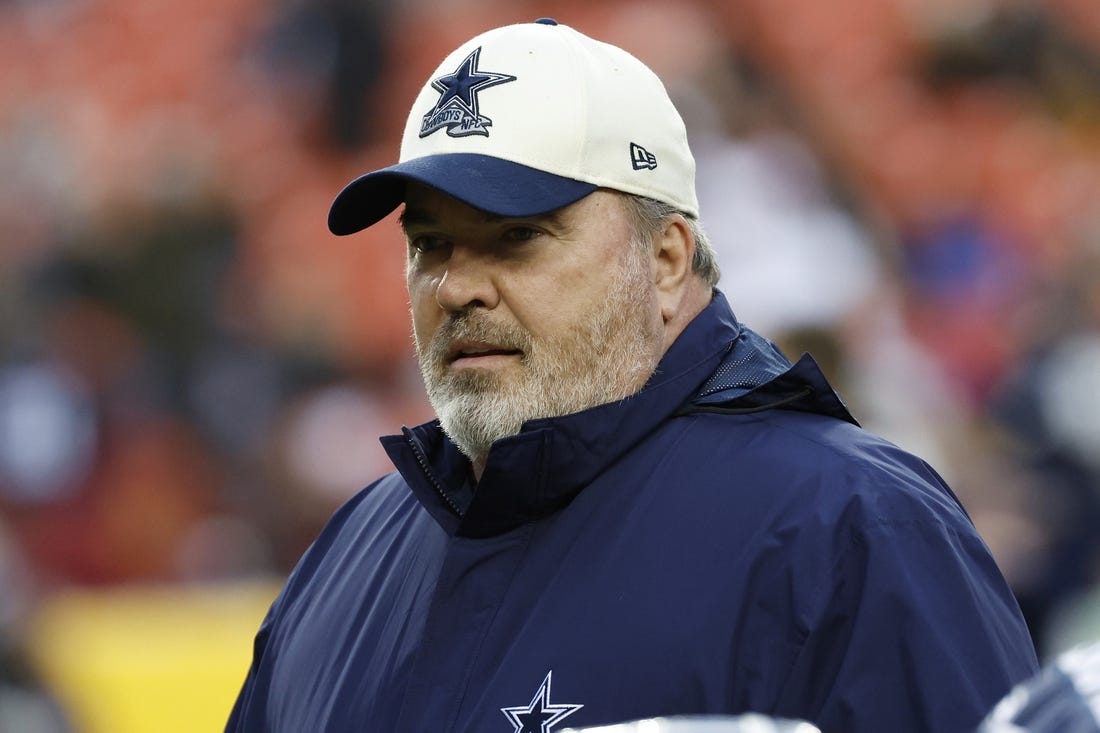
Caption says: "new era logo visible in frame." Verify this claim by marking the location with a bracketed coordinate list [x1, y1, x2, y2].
[630, 142, 657, 170]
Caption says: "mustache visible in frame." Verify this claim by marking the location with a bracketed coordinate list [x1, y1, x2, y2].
[423, 312, 532, 363]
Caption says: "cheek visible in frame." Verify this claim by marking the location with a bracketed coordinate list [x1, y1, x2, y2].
[407, 269, 440, 307]
[533, 261, 618, 319]
[407, 274, 443, 341]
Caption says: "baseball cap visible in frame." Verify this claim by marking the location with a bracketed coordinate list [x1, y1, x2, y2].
[328, 18, 698, 236]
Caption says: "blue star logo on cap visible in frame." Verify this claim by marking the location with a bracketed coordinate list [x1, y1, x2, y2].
[500, 671, 583, 733]
[419, 47, 516, 139]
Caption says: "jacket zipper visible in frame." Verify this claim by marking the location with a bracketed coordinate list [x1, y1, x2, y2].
[406, 433, 463, 517]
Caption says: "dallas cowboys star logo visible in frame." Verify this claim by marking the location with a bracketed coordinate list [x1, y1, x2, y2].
[500, 670, 583, 733]
[419, 47, 517, 139]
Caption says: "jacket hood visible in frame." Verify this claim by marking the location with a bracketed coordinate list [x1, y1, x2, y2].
[684, 317, 857, 425]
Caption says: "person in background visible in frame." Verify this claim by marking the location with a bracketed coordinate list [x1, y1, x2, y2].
[976, 640, 1100, 732]
[227, 19, 1038, 733]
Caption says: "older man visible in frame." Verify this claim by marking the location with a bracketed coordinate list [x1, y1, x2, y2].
[228, 19, 1037, 733]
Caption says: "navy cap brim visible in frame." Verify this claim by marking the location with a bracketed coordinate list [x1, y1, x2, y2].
[327, 153, 599, 235]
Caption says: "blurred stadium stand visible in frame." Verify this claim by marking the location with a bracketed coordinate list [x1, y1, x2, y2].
[2, 0, 1099, 729]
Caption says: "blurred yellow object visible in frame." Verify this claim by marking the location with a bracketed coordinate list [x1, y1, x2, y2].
[25, 580, 280, 733]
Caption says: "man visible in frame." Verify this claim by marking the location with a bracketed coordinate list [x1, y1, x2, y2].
[227, 19, 1038, 733]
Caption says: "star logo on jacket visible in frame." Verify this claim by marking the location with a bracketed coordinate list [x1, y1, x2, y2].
[500, 670, 583, 733]
[419, 47, 517, 139]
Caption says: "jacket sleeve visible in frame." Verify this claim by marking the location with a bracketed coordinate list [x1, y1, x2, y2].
[224, 600, 278, 732]
[222, 482, 385, 732]
[774, 515, 1040, 733]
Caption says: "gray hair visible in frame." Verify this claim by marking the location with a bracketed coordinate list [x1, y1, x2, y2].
[620, 194, 721, 287]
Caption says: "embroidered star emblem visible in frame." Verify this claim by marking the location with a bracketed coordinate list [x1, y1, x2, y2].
[501, 671, 583, 733]
[432, 47, 515, 113]
[419, 47, 516, 138]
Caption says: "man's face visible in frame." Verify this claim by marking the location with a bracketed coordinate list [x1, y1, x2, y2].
[402, 185, 666, 468]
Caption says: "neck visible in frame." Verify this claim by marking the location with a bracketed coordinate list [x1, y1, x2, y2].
[472, 457, 486, 482]
[662, 281, 713, 352]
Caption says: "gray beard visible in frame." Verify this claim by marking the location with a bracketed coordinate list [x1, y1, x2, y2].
[415, 248, 663, 468]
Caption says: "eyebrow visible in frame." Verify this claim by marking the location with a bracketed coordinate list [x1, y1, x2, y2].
[397, 208, 441, 231]
[399, 205, 568, 231]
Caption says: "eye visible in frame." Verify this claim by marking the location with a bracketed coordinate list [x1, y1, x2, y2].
[502, 226, 542, 243]
[409, 235, 450, 255]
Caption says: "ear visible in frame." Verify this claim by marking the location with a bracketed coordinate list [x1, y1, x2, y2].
[653, 214, 695, 323]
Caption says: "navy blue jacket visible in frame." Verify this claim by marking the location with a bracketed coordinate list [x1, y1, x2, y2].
[228, 291, 1038, 733]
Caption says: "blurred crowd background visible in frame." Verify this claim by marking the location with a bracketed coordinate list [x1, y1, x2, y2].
[2, 0, 1099, 729]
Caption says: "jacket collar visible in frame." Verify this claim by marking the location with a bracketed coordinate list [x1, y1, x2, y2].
[381, 290, 853, 538]
[684, 320, 858, 426]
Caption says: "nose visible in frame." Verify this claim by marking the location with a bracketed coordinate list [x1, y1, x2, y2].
[434, 246, 500, 312]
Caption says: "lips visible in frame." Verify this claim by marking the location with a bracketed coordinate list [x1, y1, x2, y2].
[446, 341, 523, 364]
